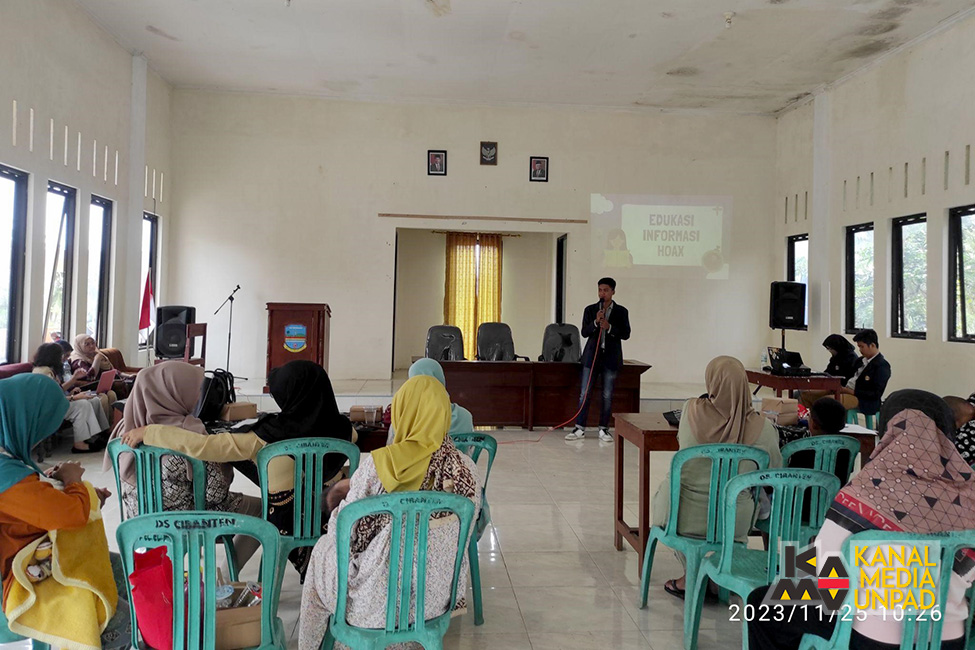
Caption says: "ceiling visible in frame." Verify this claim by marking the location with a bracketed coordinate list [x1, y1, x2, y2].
[76, 0, 975, 114]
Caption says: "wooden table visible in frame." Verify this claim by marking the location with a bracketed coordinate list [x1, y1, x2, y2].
[612, 412, 877, 567]
[746, 369, 843, 399]
[613, 412, 678, 568]
[442, 360, 651, 430]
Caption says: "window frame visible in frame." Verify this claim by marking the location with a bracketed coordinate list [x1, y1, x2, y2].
[844, 222, 874, 334]
[0, 164, 28, 363]
[139, 212, 159, 349]
[948, 204, 975, 343]
[45, 181, 77, 342]
[786, 233, 808, 283]
[90, 195, 113, 343]
[890, 213, 927, 340]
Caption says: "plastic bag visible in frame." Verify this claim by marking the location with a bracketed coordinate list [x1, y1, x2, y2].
[128, 546, 174, 650]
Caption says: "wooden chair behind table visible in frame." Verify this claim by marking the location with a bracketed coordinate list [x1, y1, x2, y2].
[183, 323, 207, 367]
[107, 439, 239, 580]
[117, 512, 286, 650]
[321, 492, 475, 650]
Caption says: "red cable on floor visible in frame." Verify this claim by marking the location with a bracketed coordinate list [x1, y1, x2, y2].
[499, 326, 604, 445]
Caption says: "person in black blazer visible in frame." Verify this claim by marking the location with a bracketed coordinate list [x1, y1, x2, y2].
[565, 278, 631, 442]
[839, 329, 892, 417]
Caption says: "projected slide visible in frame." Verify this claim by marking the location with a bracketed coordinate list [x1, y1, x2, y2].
[590, 194, 733, 280]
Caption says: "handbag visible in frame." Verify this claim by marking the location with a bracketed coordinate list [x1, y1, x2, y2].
[194, 368, 236, 423]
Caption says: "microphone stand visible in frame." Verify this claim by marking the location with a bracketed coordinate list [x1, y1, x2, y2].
[214, 285, 240, 372]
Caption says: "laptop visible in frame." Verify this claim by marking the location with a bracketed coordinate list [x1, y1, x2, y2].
[767, 347, 811, 377]
[81, 369, 117, 395]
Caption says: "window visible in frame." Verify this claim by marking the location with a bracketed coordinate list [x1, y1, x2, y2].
[786, 234, 808, 326]
[555, 234, 567, 324]
[0, 165, 28, 363]
[891, 214, 927, 338]
[845, 223, 874, 332]
[87, 196, 112, 342]
[44, 182, 76, 343]
[948, 205, 975, 342]
[139, 212, 159, 347]
[443, 232, 503, 360]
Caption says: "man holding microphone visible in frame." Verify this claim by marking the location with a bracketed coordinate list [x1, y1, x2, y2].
[565, 277, 631, 442]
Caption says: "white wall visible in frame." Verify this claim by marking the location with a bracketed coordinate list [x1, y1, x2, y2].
[392, 229, 555, 369]
[0, 0, 171, 363]
[776, 13, 975, 395]
[168, 89, 778, 383]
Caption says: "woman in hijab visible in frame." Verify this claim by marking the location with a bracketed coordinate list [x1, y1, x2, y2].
[651, 356, 783, 599]
[298, 375, 481, 650]
[111, 362, 262, 567]
[121, 360, 353, 572]
[748, 390, 975, 650]
[800, 334, 860, 409]
[385, 358, 474, 445]
[0, 374, 130, 648]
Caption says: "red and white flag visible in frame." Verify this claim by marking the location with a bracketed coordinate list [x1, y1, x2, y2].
[139, 270, 155, 332]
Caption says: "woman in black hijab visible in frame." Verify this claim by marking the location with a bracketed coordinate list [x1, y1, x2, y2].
[800, 334, 860, 409]
[121, 360, 354, 575]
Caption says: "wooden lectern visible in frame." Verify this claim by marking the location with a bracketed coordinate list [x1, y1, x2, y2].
[265, 303, 331, 391]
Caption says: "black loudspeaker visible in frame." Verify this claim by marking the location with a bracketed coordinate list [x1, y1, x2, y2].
[769, 282, 806, 330]
[155, 305, 196, 358]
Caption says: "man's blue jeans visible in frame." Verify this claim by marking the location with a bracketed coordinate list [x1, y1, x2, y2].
[575, 363, 618, 429]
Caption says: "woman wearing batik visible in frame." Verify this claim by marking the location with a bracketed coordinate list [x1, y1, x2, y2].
[122, 360, 354, 574]
[109, 362, 262, 567]
[298, 375, 481, 650]
[748, 390, 975, 650]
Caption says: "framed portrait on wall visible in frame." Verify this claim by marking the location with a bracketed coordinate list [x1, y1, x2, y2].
[428, 150, 447, 175]
[530, 156, 548, 182]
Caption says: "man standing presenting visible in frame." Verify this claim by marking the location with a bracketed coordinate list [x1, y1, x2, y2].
[565, 277, 631, 442]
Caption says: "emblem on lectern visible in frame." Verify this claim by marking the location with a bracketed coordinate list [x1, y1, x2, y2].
[284, 324, 307, 353]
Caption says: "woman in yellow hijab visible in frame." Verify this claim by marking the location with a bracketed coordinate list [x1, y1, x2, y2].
[299, 375, 482, 650]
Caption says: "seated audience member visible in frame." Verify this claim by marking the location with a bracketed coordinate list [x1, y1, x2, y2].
[837, 329, 891, 418]
[944, 395, 975, 467]
[0, 374, 131, 648]
[787, 397, 856, 492]
[110, 362, 262, 568]
[298, 375, 481, 650]
[32, 342, 110, 453]
[386, 358, 474, 445]
[800, 334, 860, 409]
[69, 334, 133, 382]
[55, 340, 116, 419]
[651, 356, 783, 599]
[122, 360, 354, 574]
[748, 390, 975, 650]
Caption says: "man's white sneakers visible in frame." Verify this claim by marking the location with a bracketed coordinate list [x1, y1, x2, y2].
[564, 426, 586, 441]
[598, 427, 613, 442]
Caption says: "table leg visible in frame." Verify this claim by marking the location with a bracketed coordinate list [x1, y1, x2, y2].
[637, 444, 650, 571]
[614, 429, 624, 551]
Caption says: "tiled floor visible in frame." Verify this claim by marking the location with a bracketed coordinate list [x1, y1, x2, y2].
[40, 424, 750, 650]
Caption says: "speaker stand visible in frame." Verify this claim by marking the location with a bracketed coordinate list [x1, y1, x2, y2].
[781, 329, 787, 350]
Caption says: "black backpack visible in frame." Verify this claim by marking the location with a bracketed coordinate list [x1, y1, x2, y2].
[194, 368, 236, 422]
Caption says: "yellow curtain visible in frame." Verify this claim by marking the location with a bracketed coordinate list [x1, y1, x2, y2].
[444, 232, 479, 360]
[477, 234, 503, 329]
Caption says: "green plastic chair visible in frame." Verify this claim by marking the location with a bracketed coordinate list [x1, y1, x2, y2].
[800, 530, 975, 649]
[256, 437, 361, 555]
[450, 432, 498, 626]
[763, 435, 861, 542]
[321, 492, 476, 650]
[845, 409, 879, 430]
[687, 468, 841, 650]
[0, 610, 51, 649]
[637, 444, 770, 614]
[107, 439, 239, 580]
[116, 512, 286, 650]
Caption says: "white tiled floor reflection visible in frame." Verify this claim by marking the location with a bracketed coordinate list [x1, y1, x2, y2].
[42, 426, 747, 649]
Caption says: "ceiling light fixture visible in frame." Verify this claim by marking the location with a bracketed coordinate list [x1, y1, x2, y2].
[724, 12, 735, 28]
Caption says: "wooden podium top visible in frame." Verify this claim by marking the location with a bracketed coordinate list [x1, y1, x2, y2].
[266, 302, 331, 315]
